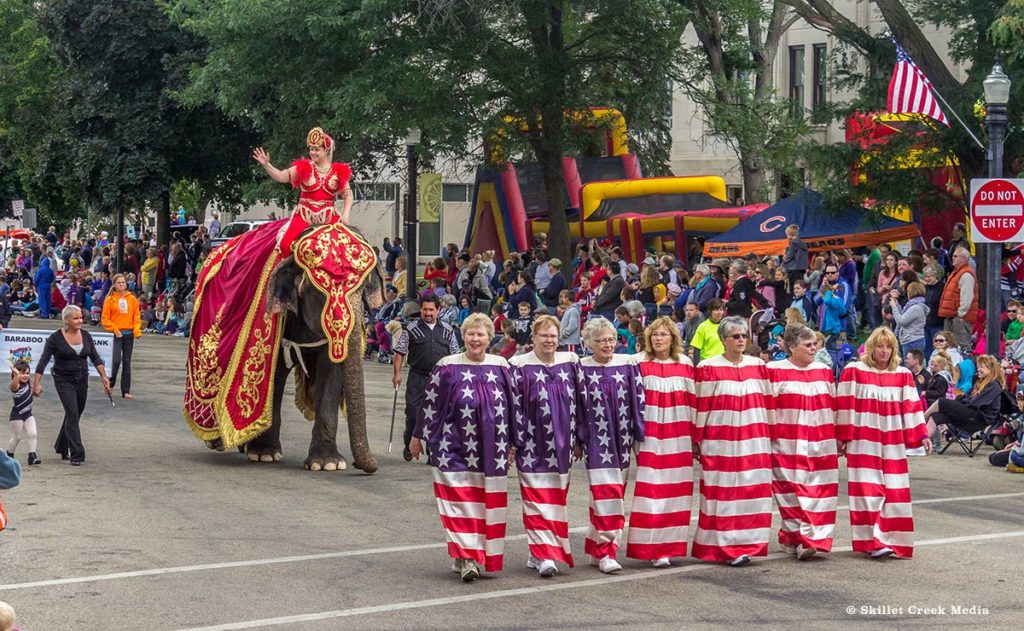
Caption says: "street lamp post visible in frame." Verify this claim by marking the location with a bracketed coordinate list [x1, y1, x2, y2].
[983, 63, 1011, 356]
[404, 129, 421, 302]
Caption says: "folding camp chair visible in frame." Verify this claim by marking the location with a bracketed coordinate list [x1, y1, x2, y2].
[938, 424, 985, 457]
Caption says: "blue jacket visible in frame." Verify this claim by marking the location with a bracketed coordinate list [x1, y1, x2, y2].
[814, 280, 850, 335]
[0, 451, 21, 489]
[34, 257, 54, 289]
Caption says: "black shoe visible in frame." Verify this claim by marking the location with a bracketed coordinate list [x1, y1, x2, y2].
[59, 451, 70, 461]
[69, 460, 83, 466]
[27, 452, 40, 465]
[403, 447, 413, 461]
[5, 451, 13, 459]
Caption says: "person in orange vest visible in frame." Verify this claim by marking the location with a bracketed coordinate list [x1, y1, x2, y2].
[0, 449, 21, 533]
[937, 246, 978, 352]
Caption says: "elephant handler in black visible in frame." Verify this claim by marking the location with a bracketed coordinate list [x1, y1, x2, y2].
[393, 294, 460, 461]
[32, 305, 111, 466]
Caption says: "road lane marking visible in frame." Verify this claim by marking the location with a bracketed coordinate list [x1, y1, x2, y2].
[4, 491, 1021, 592]
[176, 529, 1024, 631]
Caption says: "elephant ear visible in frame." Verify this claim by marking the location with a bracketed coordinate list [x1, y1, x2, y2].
[363, 263, 386, 310]
[267, 257, 304, 314]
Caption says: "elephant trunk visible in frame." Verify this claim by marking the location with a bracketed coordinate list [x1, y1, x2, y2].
[343, 329, 378, 473]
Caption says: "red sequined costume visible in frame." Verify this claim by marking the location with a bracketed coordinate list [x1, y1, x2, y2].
[277, 158, 352, 257]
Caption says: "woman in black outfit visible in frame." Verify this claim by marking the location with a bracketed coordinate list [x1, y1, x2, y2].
[32, 305, 111, 466]
[922, 354, 1004, 439]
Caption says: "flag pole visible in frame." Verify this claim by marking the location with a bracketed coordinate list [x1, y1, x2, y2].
[930, 86, 985, 150]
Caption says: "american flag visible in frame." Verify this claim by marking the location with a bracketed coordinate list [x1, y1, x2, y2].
[887, 42, 949, 126]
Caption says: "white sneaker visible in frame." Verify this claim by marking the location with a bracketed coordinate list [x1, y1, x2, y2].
[906, 447, 927, 457]
[796, 545, 816, 560]
[870, 547, 895, 559]
[651, 557, 671, 568]
[598, 556, 622, 574]
[538, 559, 558, 577]
[728, 554, 751, 567]
[589, 555, 600, 567]
[460, 559, 480, 582]
[780, 544, 797, 555]
[526, 555, 541, 571]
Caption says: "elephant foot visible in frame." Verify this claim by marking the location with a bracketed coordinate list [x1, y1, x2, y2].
[204, 439, 225, 452]
[304, 445, 346, 472]
[352, 455, 378, 474]
[245, 436, 283, 464]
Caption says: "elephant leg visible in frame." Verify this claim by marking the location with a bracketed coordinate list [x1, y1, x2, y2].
[340, 335, 378, 474]
[305, 351, 346, 472]
[246, 357, 288, 463]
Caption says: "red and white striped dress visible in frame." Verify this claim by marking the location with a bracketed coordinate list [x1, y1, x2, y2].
[766, 359, 838, 552]
[836, 362, 928, 558]
[693, 354, 773, 562]
[627, 353, 695, 560]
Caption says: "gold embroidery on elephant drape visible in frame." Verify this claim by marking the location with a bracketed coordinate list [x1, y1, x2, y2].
[190, 305, 226, 401]
[293, 223, 376, 363]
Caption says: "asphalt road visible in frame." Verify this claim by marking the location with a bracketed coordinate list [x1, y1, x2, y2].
[0, 318, 1021, 630]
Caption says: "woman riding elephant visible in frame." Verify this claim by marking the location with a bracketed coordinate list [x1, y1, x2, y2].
[184, 127, 381, 469]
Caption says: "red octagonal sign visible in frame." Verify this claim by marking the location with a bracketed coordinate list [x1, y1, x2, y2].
[970, 178, 1024, 243]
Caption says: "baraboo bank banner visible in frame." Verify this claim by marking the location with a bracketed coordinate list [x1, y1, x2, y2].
[0, 328, 114, 376]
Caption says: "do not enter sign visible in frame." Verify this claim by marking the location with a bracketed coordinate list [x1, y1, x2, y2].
[970, 178, 1024, 243]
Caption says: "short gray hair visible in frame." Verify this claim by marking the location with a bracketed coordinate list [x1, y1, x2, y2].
[582, 317, 617, 348]
[730, 260, 748, 275]
[717, 316, 748, 341]
[693, 263, 710, 276]
[782, 323, 816, 352]
[61, 305, 83, 322]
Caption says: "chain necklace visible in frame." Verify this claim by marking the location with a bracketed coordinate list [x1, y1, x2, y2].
[314, 161, 332, 177]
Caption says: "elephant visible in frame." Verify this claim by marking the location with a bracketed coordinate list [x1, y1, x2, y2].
[238, 248, 386, 473]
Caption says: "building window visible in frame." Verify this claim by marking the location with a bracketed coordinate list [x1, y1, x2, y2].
[788, 45, 805, 117]
[442, 183, 471, 203]
[418, 221, 441, 256]
[353, 182, 399, 201]
[726, 185, 745, 206]
[812, 44, 827, 111]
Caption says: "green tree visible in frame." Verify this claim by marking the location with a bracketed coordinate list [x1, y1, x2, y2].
[679, 0, 810, 202]
[0, 0, 83, 226]
[38, 0, 258, 246]
[173, 0, 688, 262]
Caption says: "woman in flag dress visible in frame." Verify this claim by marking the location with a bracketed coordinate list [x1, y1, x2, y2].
[575, 317, 645, 574]
[836, 326, 931, 559]
[509, 315, 580, 578]
[627, 316, 695, 568]
[766, 324, 838, 560]
[411, 314, 520, 582]
[693, 316, 773, 567]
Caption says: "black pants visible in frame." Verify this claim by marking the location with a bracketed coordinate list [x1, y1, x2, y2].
[110, 334, 134, 395]
[934, 399, 989, 434]
[52, 376, 89, 462]
[403, 369, 430, 450]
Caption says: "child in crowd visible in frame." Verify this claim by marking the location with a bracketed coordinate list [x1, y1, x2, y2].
[813, 331, 833, 367]
[5, 360, 39, 466]
[457, 295, 472, 327]
[512, 300, 534, 346]
[495, 319, 519, 358]
[140, 300, 156, 331]
[490, 302, 507, 334]
[0, 600, 17, 631]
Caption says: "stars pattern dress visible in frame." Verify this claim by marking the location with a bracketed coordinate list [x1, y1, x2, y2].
[577, 355, 646, 560]
[693, 354, 774, 563]
[509, 351, 581, 567]
[412, 353, 520, 572]
[766, 359, 839, 553]
[836, 362, 928, 558]
[626, 353, 696, 561]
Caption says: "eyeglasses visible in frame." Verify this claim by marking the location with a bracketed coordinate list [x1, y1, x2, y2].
[594, 337, 616, 345]
[727, 334, 749, 340]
